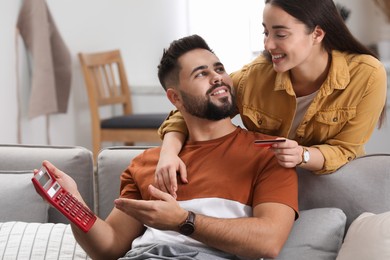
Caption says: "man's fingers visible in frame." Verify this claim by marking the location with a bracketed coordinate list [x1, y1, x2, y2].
[42, 160, 61, 177]
[149, 185, 174, 201]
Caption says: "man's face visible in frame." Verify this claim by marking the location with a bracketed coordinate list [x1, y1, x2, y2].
[177, 49, 235, 120]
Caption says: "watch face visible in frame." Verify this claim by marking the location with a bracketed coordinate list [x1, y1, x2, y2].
[303, 150, 310, 162]
[180, 223, 195, 236]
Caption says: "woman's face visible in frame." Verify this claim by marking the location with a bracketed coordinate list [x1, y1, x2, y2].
[262, 4, 320, 73]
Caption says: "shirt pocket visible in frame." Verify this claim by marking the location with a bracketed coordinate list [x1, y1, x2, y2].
[242, 106, 282, 136]
[313, 107, 356, 141]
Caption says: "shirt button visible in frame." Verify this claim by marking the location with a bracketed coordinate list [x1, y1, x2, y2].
[347, 157, 352, 161]
[333, 117, 338, 122]
[258, 119, 263, 125]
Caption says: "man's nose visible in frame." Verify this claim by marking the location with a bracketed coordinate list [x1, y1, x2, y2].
[211, 72, 223, 84]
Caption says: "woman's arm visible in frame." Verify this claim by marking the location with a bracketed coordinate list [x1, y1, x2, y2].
[155, 131, 187, 198]
[156, 110, 189, 197]
[270, 139, 325, 172]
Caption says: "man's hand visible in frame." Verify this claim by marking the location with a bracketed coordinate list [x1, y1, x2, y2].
[114, 185, 188, 231]
[154, 153, 187, 199]
[35, 160, 80, 198]
[269, 139, 302, 168]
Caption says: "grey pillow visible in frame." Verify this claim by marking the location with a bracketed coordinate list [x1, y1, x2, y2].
[269, 208, 346, 260]
[0, 171, 49, 223]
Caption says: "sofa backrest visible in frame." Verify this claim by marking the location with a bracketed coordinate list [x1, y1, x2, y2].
[297, 153, 390, 229]
[96, 146, 152, 219]
[96, 146, 390, 230]
[0, 144, 94, 224]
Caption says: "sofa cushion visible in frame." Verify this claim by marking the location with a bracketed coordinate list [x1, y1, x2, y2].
[96, 146, 147, 219]
[270, 208, 346, 260]
[0, 171, 49, 223]
[297, 154, 390, 230]
[0, 222, 90, 260]
[336, 211, 390, 260]
[0, 145, 94, 224]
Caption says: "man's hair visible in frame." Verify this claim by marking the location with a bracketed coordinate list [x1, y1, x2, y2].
[157, 34, 214, 91]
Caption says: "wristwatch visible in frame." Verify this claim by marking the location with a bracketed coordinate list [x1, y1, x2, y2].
[179, 211, 196, 236]
[297, 147, 310, 166]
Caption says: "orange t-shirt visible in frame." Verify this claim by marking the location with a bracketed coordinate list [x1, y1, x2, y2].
[120, 127, 298, 218]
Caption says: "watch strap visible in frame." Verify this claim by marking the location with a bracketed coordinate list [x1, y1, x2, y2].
[185, 211, 195, 224]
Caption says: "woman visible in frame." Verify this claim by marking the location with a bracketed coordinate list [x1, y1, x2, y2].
[155, 0, 387, 196]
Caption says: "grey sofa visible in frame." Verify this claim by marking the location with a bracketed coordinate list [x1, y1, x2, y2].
[1, 144, 390, 259]
[0, 144, 94, 259]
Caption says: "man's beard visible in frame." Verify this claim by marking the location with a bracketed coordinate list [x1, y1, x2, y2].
[180, 84, 236, 121]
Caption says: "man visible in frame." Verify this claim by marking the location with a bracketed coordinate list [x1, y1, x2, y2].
[40, 35, 298, 260]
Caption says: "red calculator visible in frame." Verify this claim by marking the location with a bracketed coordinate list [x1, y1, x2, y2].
[31, 166, 97, 233]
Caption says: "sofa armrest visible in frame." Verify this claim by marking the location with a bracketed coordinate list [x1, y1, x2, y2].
[0, 144, 94, 224]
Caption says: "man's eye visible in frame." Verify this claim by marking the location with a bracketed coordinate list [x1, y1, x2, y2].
[195, 72, 206, 77]
[216, 67, 225, 73]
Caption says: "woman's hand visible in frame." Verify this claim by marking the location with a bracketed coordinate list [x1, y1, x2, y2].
[269, 139, 303, 168]
[154, 152, 187, 199]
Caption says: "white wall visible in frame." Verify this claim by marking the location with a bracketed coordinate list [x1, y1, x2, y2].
[340, 0, 388, 45]
[1, 0, 188, 150]
[1, 0, 389, 153]
[0, 1, 22, 145]
[187, 0, 263, 73]
[0, 0, 261, 151]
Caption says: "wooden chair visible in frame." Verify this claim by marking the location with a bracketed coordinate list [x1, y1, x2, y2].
[78, 49, 167, 162]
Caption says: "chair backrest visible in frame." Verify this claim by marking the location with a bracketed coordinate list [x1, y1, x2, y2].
[78, 50, 133, 127]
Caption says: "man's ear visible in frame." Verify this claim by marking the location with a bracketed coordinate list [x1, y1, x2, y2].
[313, 26, 325, 44]
[166, 88, 181, 107]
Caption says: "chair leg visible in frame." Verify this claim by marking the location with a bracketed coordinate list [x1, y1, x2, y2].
[92, 140, 100, 165]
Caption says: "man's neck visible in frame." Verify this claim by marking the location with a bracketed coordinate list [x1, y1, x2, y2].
[185, 117, 237, 142]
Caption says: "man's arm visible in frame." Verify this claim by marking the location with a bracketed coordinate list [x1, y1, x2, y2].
[71, 208, 144, 260]
[41, 161, 144, 260]
[192, 202, 295, 259]
[115, 185, 295, 259]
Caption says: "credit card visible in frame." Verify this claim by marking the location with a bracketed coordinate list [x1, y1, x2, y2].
[254, 139, 286, 147]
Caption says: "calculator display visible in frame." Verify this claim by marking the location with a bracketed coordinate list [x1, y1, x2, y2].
[37, 170, 51, 189]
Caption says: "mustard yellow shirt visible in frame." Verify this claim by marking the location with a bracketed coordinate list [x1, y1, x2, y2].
[158, 51, 387, 174]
